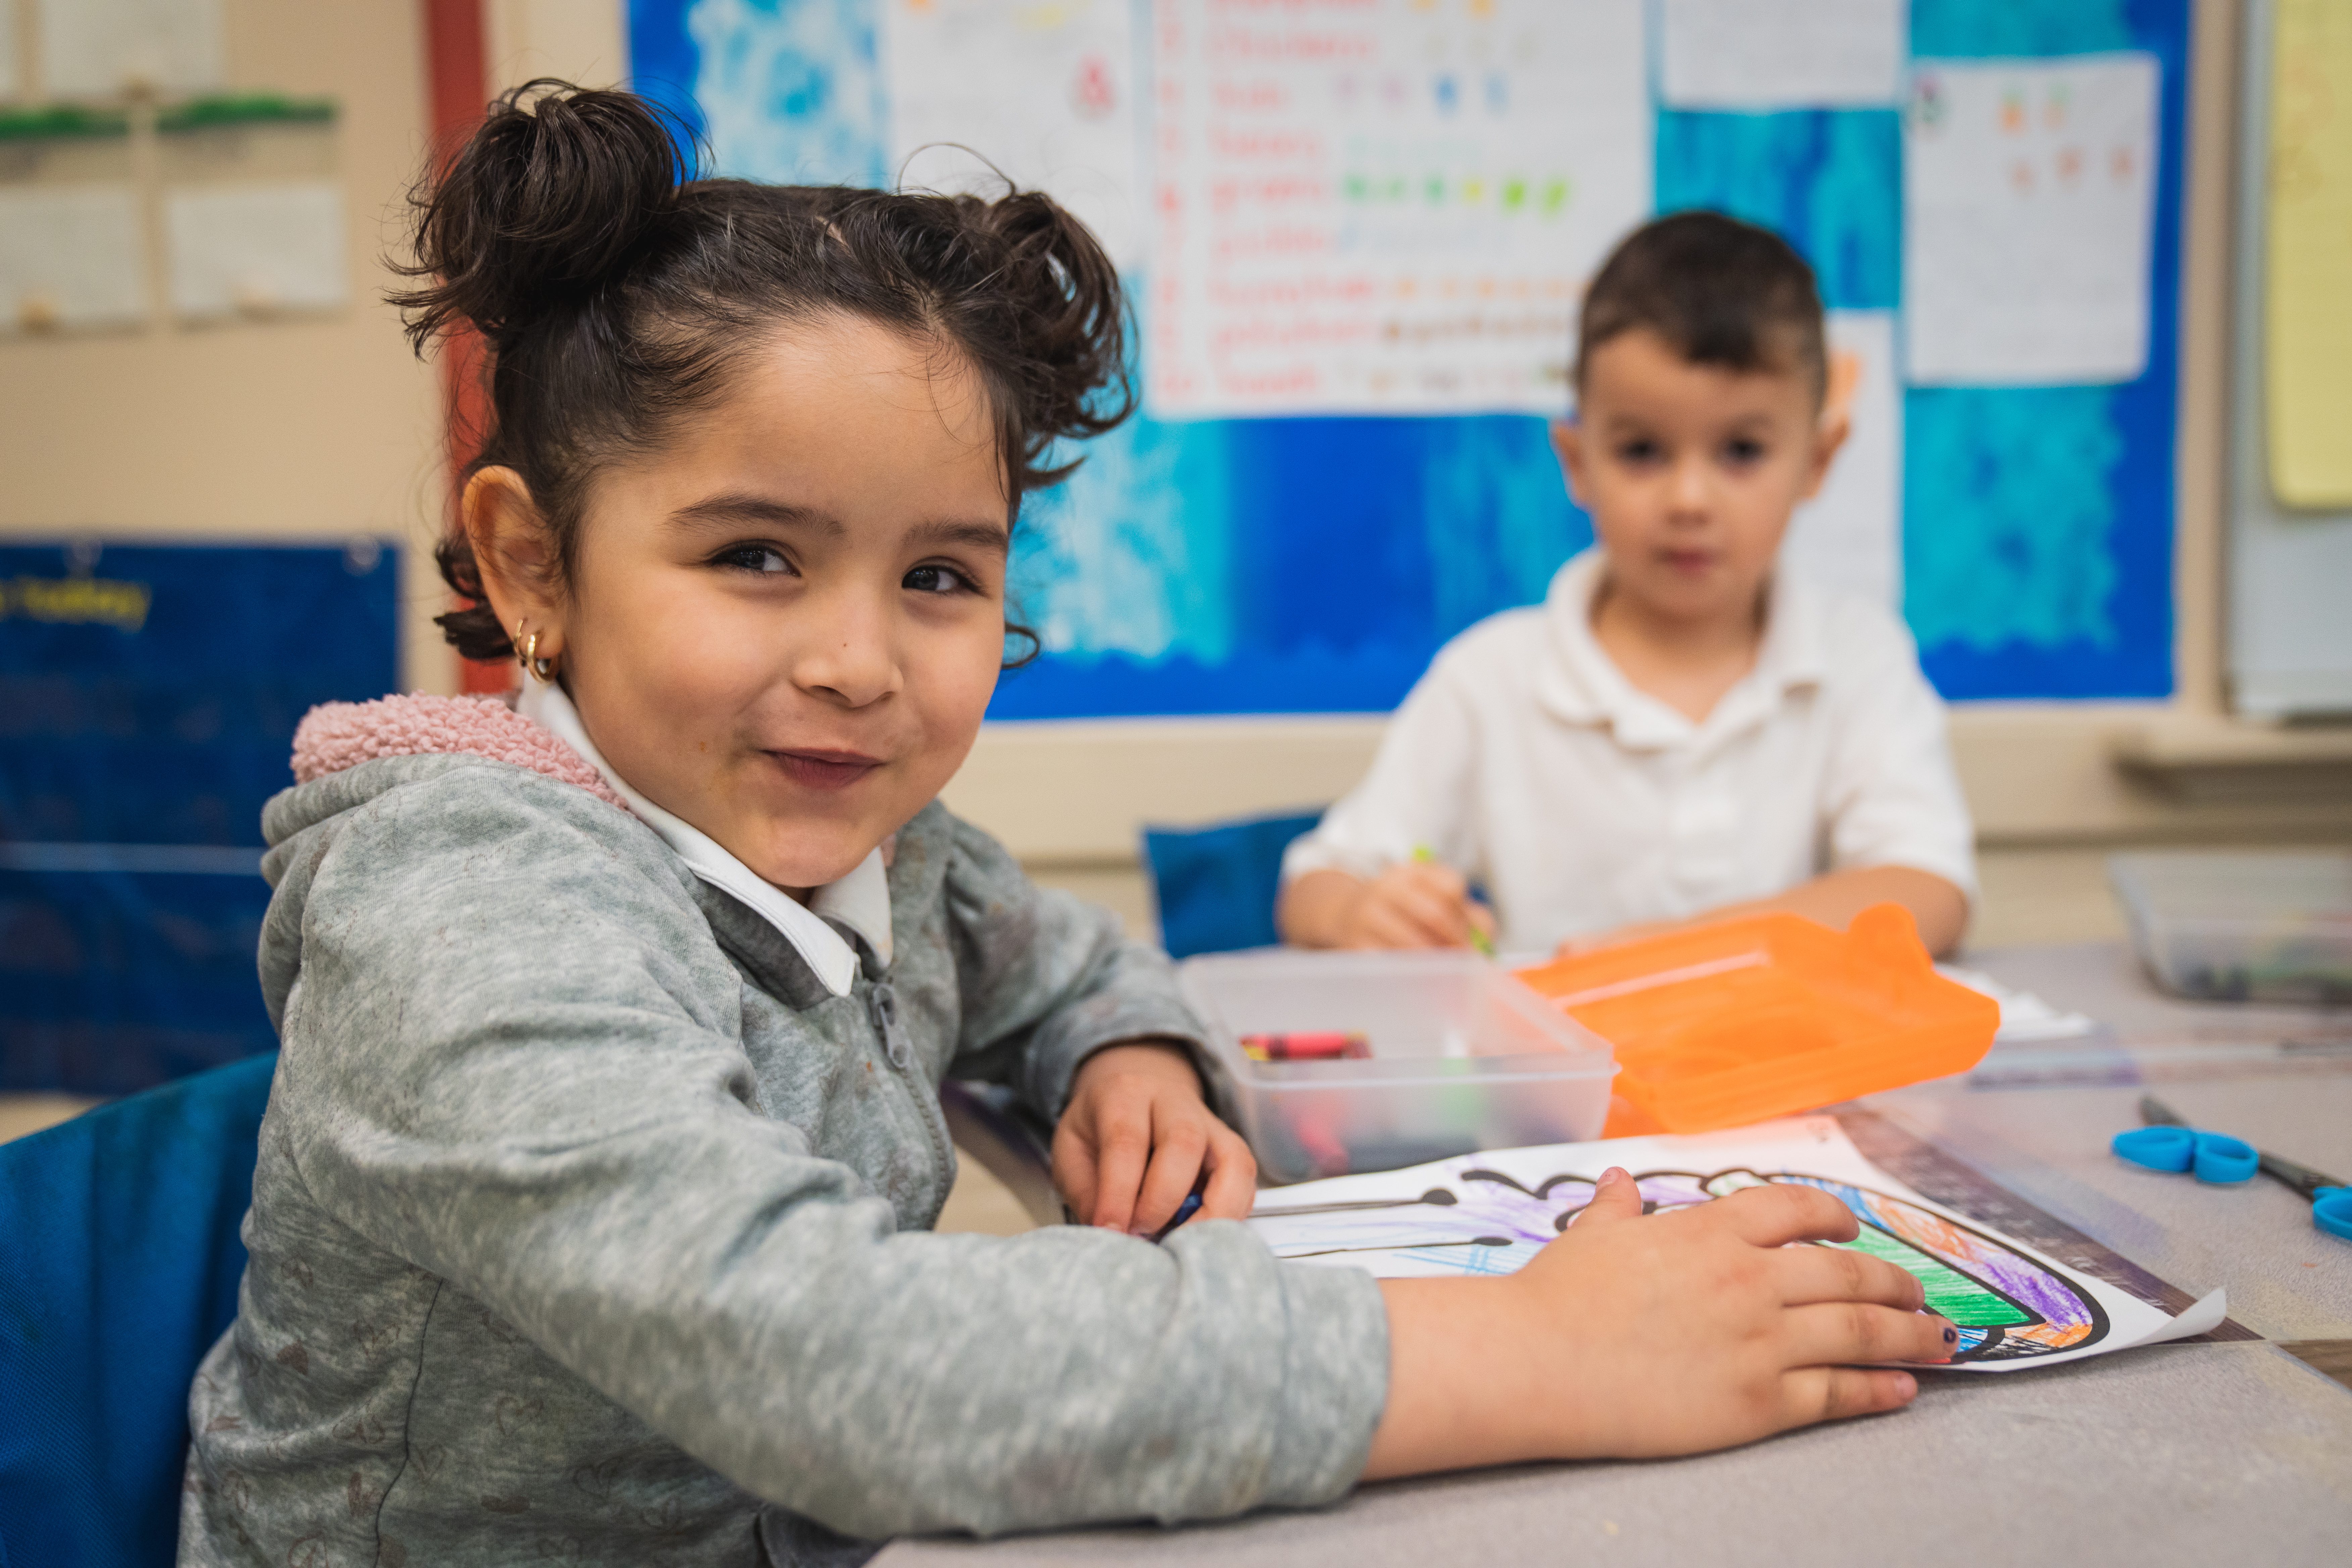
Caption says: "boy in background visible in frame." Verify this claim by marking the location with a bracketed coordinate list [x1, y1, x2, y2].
[1278, 212, 1974, 958]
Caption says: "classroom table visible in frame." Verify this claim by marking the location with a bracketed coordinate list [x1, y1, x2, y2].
[878, 941, 2352, 1566]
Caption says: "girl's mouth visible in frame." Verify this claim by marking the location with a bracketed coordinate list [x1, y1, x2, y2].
[766, 749, 886, 791]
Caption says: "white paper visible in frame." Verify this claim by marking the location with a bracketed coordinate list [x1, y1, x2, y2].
[1248, 1117, 2218, 1371]
[1904, 54, 2160, 386]
[1660, 0, 1906, 109]
[1781, 310, 1901, 608]
[1936, 964, 2102, 1045]
[39, 0, 224, 98]
[881, 0, 1141, 271]
[164, 181, 348, 322]
[1147, 0, 1651, 417]
[0, 185, 147, 334]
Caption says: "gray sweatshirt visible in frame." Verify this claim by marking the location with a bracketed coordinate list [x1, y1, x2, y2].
[179, 743, 1387, 1567]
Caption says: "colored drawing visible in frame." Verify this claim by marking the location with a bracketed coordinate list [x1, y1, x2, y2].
[1251, 1160, 2108, 1363]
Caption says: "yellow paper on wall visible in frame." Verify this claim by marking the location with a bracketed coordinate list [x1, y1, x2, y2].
[2266, 0, 2352, 509]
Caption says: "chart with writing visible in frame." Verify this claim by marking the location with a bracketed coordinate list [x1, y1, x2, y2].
[1904, 53, 2160, 386]
[1146, 0, 1648, 418]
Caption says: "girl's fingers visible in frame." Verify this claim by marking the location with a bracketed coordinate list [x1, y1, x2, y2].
[1770, 1243, 1928, 1312]
[1565, 1167, 1642, 1229]
[1778, 1301, 1957, 1371]
[1199, 1127, 1258, 1221]
[1086, 1104, 1153, 1233]
[1708, 1183, 1863, 1249]
[1779, 1366, 1920, 1430]
[1050, 1122, 1098, 1223]
[1130, 1117, 1209, 1236]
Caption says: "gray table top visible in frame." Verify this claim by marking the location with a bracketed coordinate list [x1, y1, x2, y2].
[877, 941, 2352, 1567]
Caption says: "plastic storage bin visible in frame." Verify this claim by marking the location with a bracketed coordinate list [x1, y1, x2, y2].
[2109, 850, 2352, 1003]
[1514, 904, 2000, 1135]
[1178, 950, 1618, 1183]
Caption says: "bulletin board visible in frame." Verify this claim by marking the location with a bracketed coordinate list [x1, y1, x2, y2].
[0, 542, 399, 1093]
[626, 0, 2191, 718]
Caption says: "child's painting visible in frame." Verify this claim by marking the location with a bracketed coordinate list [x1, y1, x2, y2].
[1246, 1118, 2222, 1371]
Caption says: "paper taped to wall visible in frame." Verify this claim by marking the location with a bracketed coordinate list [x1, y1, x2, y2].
[1147, 0, 1650, 417]
[1903, 54, 2159, 387]
[39, 0, 224, 99]
[1659, 0, 1906, 110]
[882, 0, 1141, 271]
[1781, 310, 1901, 608]
[164, 181, 348, 322]
[1248, 1117, 2224, 1371]
[0, 184, 146, 333]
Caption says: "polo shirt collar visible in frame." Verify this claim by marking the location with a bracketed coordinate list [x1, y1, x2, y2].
[518, 681, 892, 996]
[1533, 547, 1828, 750]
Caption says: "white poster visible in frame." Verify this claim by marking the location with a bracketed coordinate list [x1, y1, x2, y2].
[0, 185, 147, 334]
[1147, 0, 1651, 418]
[1782, 310, 1902, 608]
[164, 182, 349, 322]
[1903, 54, 2160, 386]
[39, 0, 224, 99]
[1660, 0, 1906, 109]
[881, 0, 1141, 270]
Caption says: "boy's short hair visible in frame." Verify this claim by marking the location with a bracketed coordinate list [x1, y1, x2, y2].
[1574, 211, 1827, 404]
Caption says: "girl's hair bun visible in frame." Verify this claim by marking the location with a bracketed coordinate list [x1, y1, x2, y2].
[394, 80, 689, 350]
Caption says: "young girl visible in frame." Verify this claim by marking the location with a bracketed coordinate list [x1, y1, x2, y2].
[182, 89, 1955, 1566]
[1279, 213, 1976, 960]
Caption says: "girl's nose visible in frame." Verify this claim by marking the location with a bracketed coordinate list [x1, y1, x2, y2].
[1668, 453, 1713, 515]
[789, 588, 901, 708]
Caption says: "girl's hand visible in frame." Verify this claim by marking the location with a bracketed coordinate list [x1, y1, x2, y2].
[1365, 1168, 1957, 1477]
[1053, 1042, 1256, 1236]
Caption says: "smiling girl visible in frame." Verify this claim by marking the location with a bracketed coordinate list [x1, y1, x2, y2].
[181, 89, 1954, 1567]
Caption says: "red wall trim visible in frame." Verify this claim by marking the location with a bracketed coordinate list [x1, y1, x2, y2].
[419, 0, 507, 692]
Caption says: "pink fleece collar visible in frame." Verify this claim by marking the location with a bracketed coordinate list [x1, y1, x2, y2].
[290, 693, 631, 812]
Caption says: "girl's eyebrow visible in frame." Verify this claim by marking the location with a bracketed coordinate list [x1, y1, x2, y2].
[908, 519, 1012, 557]
[670, 493, 839, 535]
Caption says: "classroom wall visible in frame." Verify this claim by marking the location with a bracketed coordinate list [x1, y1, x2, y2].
[943, 0, 2352, 950]
[0, 0, 452, 693]
[5, 0, 2345, 954]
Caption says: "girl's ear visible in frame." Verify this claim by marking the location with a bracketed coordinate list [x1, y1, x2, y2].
[462, 466, 567, 656]
[1551, 418, 1594, 510]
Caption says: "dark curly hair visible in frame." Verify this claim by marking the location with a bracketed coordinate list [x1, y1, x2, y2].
[1574, 210, 1826, 404]
[392, 81, 1133, 662]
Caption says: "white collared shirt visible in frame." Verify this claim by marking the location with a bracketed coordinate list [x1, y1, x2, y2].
[518, 681, 891, 996]
[1281, 548, 1977, 951]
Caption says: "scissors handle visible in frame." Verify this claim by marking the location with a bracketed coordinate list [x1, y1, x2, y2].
[2313, 1187, 2352, 1243]
[2111, 1125, 2257, 1184]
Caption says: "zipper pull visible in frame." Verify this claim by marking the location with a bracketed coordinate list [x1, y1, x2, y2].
[867, 981, 914, 1071]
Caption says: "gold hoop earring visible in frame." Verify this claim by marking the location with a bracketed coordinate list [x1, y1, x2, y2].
[514, 621, 557, 685]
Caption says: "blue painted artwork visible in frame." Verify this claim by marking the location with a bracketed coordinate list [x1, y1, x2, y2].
[627, 0, 2189, 712]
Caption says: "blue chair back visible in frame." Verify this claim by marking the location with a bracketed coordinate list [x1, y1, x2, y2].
[0, 1051, 276, 1568]
[1142, 811, 1324, 959]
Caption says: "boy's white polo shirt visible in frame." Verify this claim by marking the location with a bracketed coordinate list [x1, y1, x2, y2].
[1281, 548, 1977, 952]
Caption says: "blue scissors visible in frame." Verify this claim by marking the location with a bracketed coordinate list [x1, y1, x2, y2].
[2114, 1094, 2352, 1242]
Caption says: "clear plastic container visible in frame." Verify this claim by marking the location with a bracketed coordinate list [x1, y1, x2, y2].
[2109, 850, 2352, 1004]
[1178, 950, 1618, 1183]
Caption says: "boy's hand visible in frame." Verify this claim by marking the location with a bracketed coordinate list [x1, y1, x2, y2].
[1054, 1042, 1256, 1236]
[1365, 1168, 1956, 1477]
[1334, 862, 1498, 950]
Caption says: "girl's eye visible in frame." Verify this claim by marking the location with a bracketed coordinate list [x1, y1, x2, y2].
[1723, 437, 1767, 465]
[713, 543, 795, 576]
[1616, 438, 1661, 464]
[904, 564, 973, 597]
